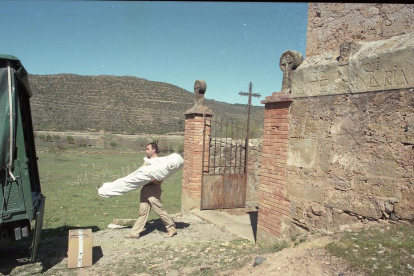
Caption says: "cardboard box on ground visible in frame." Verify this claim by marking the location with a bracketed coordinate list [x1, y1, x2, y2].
[68, 229, 93, 269]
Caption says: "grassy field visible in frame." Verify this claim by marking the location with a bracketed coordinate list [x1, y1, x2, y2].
[327, 223, 414, 276]
[34, 143, 414, 276]
[36, 145, 182, 236]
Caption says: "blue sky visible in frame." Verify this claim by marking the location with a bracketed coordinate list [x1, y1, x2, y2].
[0, 1, 308, 106]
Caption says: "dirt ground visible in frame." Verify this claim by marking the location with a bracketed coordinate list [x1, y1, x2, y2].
[225, 235, 363, 276]
[0, 213, 364, 276]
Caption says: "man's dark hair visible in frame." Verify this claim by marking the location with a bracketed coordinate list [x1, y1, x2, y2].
[147, 142, 159, 154]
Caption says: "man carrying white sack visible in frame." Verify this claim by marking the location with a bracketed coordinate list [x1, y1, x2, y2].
[98, 143, 183, 238]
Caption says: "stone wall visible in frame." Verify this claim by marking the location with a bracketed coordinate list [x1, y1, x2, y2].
[257, 4, 414, 240]
[307, 3, 414, 57]
[246, 139, 262, 205]
[287, 89, 413, 233]
[285, 17, 414, 234]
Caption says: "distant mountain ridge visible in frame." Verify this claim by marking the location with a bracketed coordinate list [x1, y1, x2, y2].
[28, 74, 264, 135]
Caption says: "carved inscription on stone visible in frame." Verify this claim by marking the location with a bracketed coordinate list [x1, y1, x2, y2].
[291, 63, 349, 97]
[350, 49, 414, 93]
[290, 33, 414, 98]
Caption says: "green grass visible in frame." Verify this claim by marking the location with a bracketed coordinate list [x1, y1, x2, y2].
[326, 223, 414, 276]
[37, 145, 182, 236]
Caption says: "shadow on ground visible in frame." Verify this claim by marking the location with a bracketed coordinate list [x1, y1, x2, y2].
[138, 219, 190, 238]
[248, 210, 258, 242]
[0, 225, 101, 275]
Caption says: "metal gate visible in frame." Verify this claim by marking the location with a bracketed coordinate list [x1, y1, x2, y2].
[201, 116, 248, 209]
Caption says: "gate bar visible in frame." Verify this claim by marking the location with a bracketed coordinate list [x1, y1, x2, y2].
[201, 112, 207, 209]
[207, 117, 211, 173]
[230, 119, 234, 174]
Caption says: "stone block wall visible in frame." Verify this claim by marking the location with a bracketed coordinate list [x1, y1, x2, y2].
[307, 3, 414, 57]
[284, 30, 414, 234]
[246, 139, 262, 205]
[287, 89, 413, 233]
[257, 4, 414, 240]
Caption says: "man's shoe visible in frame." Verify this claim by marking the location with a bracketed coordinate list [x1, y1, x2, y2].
[166, 227, 177, 237]
[125, 233, 140, 239]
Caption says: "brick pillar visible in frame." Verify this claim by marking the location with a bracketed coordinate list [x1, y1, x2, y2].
[181, 107, 213, 213]
[257, 92, 292, 244]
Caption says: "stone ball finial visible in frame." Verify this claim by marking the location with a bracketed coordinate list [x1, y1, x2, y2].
[279, 50, 303, 72]
[194, 79, 207, 107]
[279, 50, 303, 93]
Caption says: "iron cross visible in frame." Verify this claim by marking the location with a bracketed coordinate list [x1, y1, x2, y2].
[239, 82, 261, 138]
[239, 82, 261, 106]
[238, 82, 261, 173]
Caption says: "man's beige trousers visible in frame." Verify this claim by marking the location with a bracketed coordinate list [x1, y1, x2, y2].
[130, 183, 175, 235]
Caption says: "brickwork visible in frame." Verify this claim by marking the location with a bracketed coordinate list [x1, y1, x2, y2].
[257, 99, 292, 239]
[181, 109, 212, 212]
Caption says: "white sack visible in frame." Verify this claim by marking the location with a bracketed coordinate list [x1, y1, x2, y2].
[98, 153, 184, 198]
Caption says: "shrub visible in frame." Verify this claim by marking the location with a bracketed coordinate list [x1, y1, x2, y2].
[126, 127, 137, 135]
[249, 120, 263, 138]
[76, 138, 89, 147]
[158, 139, 173, 154]
[66, 136, 75, 144]
[177, 142, 184, 154]
[135, 137, 149, 150]
[55, 140, 67, 150]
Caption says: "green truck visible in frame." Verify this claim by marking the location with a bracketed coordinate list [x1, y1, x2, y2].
[0, 54, 45, 262]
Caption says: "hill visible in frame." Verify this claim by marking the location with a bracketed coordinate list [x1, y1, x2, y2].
[28, 74, 264, 135]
